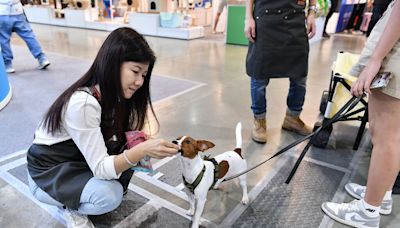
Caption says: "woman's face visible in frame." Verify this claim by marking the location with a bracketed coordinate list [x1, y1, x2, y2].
[120, 61, 149, 99]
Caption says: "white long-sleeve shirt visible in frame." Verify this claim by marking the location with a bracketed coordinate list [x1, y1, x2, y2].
[33, 90, 121, 180]
[0, 0, 23, 15]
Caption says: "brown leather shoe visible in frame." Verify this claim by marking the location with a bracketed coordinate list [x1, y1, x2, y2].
[282, 114, 312, 136]
[252, 118, 267, 143]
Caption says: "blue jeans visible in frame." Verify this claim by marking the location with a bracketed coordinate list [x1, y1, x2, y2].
[251, 77, 307, 119]
[28, 173, 123, 215]
[0, 14, 44, 66]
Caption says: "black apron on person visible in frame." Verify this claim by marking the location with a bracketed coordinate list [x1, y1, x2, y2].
[246, 0, 309, 79]
[27, 89, 134, 210]
[27, 138, 134, 210]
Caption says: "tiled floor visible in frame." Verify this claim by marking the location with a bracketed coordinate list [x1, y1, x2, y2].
[0, 24, 399, 227]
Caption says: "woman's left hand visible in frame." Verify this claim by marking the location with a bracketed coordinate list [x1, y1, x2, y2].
[351, 58, 382, 97]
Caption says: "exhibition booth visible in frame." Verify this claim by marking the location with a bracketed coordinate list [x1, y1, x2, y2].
[23, 0, 212, 39]
[23, 0, 333, 42]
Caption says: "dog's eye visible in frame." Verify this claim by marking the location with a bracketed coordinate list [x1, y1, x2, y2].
[185, 140, 190, 144]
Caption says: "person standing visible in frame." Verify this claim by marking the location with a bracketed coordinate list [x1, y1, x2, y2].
[322, 0, 339, 37]
[322, 1, 399, 227]
[244, 0, 317, 143]
[212, 0, 228, 34]
[0, 0, 50, 73]
[366, 0, 392, 37]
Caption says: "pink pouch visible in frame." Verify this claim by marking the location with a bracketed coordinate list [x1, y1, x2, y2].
[125, 131, 154, 173]
[125, 130, 147, 149]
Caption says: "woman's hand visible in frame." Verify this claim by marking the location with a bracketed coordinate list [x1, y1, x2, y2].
[244, 17, 256, 43]
[351, 58, 382, 97]
[132, 138, 179, 159]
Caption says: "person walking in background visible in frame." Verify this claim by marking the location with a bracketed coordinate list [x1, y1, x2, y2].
[212, 0, 228, 34]
[322, 1, 399, 227]
[244, 0, 317, 143]
[366, 0, 392, 37]
[322, 0, 339, 37]
[26, 28, 178, 228]
[0, 0, 50, 74]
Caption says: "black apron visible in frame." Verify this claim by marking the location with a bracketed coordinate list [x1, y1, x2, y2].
[246, 0, 309, 79]
[27, 89, 134, 210]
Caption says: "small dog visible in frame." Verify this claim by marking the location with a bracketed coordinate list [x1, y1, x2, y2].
[173, 122, 248, 228]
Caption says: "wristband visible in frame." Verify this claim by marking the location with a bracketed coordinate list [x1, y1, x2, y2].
[123, 150, 137, 166]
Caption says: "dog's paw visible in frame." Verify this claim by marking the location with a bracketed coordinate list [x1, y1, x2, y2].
[241, 196, 249, 205]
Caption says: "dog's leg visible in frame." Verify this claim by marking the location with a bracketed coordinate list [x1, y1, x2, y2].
[187, 192, 195, 216]
[191, 196, 206, 228]
[239, 174, 249, 204]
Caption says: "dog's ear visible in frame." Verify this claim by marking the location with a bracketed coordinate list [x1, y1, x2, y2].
[197, 140, 215, 152]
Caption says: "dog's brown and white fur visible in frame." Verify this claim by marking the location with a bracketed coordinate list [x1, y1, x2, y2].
[173, 122, 248, 228]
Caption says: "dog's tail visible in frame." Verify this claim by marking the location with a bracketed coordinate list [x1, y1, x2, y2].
[235, 122, 242, 152]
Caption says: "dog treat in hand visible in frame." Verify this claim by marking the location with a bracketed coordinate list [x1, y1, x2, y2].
[125, 130, 154, 174]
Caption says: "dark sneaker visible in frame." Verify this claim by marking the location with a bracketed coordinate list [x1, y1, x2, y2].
[252, 118, 267, 143]
[322, 200, 380, 228]
[37, 57, 50, 70]
[282, 114, 312, 136]
[345, 183, 392, 215]
[323, 32, 330, 38]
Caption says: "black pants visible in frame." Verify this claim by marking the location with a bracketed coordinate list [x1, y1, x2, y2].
[366, 3, 391, 37]
[323, 0, 339, 33]
[346, 3, 366, 31]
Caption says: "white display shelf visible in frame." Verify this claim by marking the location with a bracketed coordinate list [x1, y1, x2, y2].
[24, 6, 52, 24]
[128, 12, 160, 36]
[64, 8, 99, 28]
[128, 12, 204, 40]
[24, 6, 204, 40]
[158, 26, 204, 40]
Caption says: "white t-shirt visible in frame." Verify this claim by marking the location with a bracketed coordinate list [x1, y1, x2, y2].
[33, 90, 121, 180]
[0, 0, 23, 15]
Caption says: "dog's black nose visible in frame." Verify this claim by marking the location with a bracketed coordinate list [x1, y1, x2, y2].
[172, 140, 178, 145]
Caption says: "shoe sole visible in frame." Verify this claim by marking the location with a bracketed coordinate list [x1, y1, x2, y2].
[6, 70, 15, 74]
[37, 62, 50, 70]
[344, 185, 392, 215]
[321, 204, 378, 228]
[251, 137, 266, 144]
[281, 126, 310, 136]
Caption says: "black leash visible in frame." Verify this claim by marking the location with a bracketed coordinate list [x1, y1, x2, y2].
[223, 95, 363, 183]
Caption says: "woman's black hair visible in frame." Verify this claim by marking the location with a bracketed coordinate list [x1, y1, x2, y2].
[42, 27, 157, 141]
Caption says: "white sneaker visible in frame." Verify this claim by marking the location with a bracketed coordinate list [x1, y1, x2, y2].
[322, 200, 380, 228]
[5, 65, 15, 74]
[37, 57, 50, 70]
[345, 183, 392, 215]
[63, 209, 95, 228]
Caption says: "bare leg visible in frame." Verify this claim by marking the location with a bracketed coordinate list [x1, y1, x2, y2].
[213, 12, 222, 33]
[364, 90, 400, 206]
